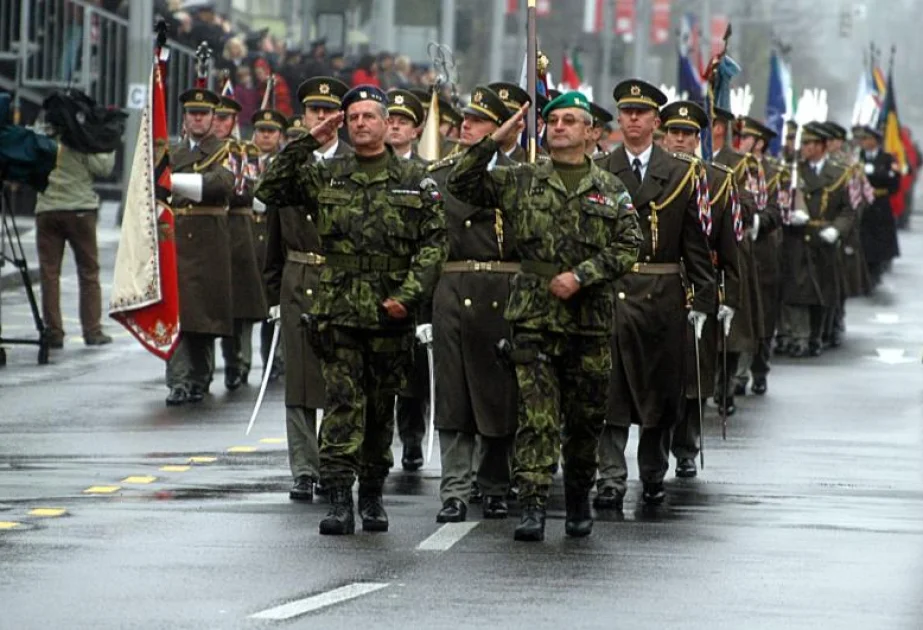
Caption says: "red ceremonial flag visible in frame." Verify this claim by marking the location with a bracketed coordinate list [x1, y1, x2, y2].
[615, 0, 636, 39]
[710, 15, 729, 57]
[536, 0, 551, 16]
[506, 0, 518, 15]
[650, 0, 672, 45]
[109, 41, 180, 360]
[561, 50, 581, 89]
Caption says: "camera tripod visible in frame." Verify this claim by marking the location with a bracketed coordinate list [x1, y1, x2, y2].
[0, 183, 49, 366]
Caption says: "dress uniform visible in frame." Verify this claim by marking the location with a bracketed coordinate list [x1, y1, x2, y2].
[856, 125, 901, 287]
[263, 80, 351, 502]
[212, 96, 270, 390]
[782, 122, 856, 357]
[256, 86, 446, 536]
[387, 87, 430, 470]
[449, 91, 643, 541]
[587, 101, 614, 157]
[487, 83, 531, 162]
[166, 88, 235, 406]
[286, 116, 309, 141]
[595, 80, 717, 507]
[428, 86, 522, 524]
[657, 101, 741, 479]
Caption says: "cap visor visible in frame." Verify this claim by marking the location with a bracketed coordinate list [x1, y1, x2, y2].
[302, 99, 341, 109]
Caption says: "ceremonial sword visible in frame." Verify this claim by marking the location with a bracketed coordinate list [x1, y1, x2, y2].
[245, 317, 281, 435]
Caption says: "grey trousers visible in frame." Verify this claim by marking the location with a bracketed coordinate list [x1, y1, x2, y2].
[597, 425, 671, 496]
[286, 406, 320, 481]
[671, 400, 702, 460]
[439, 430, 513, 503]
[166, 332, 215, 390]
[788, 305, 825, 343]
[220, 320, 254, 376]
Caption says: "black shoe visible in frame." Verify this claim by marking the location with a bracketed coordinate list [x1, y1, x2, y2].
[564, 487, 593, 538]
[514, 498, 546, 542]
[319, 486, 355, 536]
[642, 482, 666, 505]
[187, 385, 205, 403]
[719, 397, 737, 417]
[401, 445, 423, 472]
[483, 495, 509, 519]
[789, 343, 809, 358]
[676, 458, 698, 478]
[224, 370, 243, 391]
[469, 481, 484, 504]
[314, 481, 329, 497]
[436, 498, 467, 523]
[809, 341, 823, 357]
[240, 370, 249, 386]
[593, 487, 624, 511]
[733, 381, 747, 397]
[84, 332, 113, 346]
[289, 476, 314, 502]
[268, 365, 284, 382]
[357, 489, 389, 532]
[751, 377, 767, 395]
[165, 386, 188, 406]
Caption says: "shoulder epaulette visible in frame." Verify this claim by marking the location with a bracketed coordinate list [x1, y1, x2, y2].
[427, 154, 460, 172]
[672, 151, 700, 164]
[709, 161, 734, 174]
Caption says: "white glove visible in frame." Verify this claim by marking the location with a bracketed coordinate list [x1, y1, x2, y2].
[687, 310, 707, 340]
[171, 173, 203, 202]
[749, 214, 761, 241]
[864, 163, 874, 175]
[790, 209, 810, 226]
[415, 323, 433, 345]
[268, 305, 281, 322]
[253, 198, 267, 213]
[819, 226, 840, 244]
[717, 304, 736, 337]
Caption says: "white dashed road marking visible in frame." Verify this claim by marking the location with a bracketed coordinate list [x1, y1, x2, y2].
[250, 582, 390, 620]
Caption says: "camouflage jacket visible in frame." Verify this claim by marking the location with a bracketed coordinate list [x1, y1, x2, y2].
[447, 137, 642, 336]
[254, 135, 446, 330]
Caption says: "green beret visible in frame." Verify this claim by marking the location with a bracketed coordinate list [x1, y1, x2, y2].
[541, 91, 592, 119]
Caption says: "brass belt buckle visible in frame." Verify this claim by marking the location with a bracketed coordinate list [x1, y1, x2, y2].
[473, 261, 491, 272]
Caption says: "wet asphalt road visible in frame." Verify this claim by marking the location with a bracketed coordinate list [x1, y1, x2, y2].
[1, 209, 922, 629]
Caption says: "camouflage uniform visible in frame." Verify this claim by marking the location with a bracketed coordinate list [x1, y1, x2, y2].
[255, 136, 446, 490]
[447, 136, 642, 502]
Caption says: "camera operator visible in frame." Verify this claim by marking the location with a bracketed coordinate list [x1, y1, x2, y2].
[33, 119, 116, 349]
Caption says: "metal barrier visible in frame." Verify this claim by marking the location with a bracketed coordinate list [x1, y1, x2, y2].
[0, 1, 22, 60]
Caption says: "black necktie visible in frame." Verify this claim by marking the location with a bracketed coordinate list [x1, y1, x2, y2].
[632, 157, 643, 183]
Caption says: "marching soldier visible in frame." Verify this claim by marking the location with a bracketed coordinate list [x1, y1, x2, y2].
[658, 100, 740, 479]
[782, 122, 856, 357]
[595, 80, 716, 508]
[286, 115, 309, 141]
[262, 78, 351, 503]
[737, 117, 787, 394]
[855, 124, 901, 288]
[586, 101, 614, 157]
[448, 91, 642, 541]
[427, 86, 522, 524]
[386, 87, 429, 470]
[166, 88, 235, 406]
[211, 96, 270, 390]
[256, 85, 446, 536]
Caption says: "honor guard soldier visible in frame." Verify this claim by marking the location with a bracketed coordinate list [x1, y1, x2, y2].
[166, 88, 235, 406]
[782, 122, 856, 357]
[427, 86, 523, 524]
[736, 117, 785, 395]
[658, 100, 741, 479]
[595, 80, 716, 507]
[586, 101, 614, 157]
[448, 91, 643, 541]
[262, 78, 351, 503]
[256, 85, 446, 536]
[210, 96, 270, 390]
[386, 89, 426, 161]
[488, 82, 532, 162]
[855, 124, 900, 288]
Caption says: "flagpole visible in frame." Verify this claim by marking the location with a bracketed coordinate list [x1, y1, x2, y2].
[527, 0, 537, 163]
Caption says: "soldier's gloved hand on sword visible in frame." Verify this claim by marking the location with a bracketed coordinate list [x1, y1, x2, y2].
[789, 209, 810, 226]
[415, 323, 433, 345]
[687, 310, 707, 340]
[819, 226, 839, 244]
[717, 304, 735, 337]
[268, 304, 281, 322]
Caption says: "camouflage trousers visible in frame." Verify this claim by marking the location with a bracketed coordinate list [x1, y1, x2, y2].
[511, 329, 612, 501]
[319, 326, 412, 489]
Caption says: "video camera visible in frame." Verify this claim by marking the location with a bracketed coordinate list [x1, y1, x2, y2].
[0, 92, 58, 192]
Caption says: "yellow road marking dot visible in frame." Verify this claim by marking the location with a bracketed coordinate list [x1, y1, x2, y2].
[188, 456, 217, 464]
[0, 521, 22, 530]
[28, 508, 67, 518]
[259, 438, 285, 444]
[83, 485, 121, 494]
[160, 465, 191, 472]
[121, 476, 157, 484]
[227, 446, 257, 453]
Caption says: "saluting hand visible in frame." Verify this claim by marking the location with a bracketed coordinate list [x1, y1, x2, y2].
[491, 103, 529, 147]
[310, 111, 344, 146]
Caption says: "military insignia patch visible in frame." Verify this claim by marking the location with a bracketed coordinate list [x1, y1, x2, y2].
[473, 91, 484, 104]
[499, 89, 509, 100]
[586, 192, 614, 207]
[394, 94, 404, 105]
[195, 92, 204, 101]
[679, 106, 688, 117]
[319, 83, 330, 95]
[264, 112, 272, 120]
[630, 85, 641, 96]
[360, 90, 368, 98]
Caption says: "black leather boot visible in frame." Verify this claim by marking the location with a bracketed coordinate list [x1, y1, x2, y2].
[564, 487, 593, 538]
[358, 485, 389, 532]
[513, 497, 546, 542]
[319, 486, 355, 536]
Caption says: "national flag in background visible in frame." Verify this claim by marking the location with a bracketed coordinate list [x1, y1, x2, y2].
[677, 13, 705, 103]
[877, 64, 911, 219]
[851, 60, 877, 129]
[765, 49, 791, 157]
[561, 48, 582, 89]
